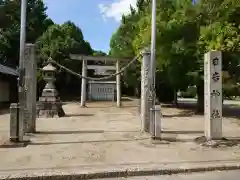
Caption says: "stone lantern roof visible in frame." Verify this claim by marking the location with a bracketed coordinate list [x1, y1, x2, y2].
[42, 58, 56, 72]
[42, 63, 56, 71]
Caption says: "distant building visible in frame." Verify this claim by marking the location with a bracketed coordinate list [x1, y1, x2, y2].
[0, 64, 18, 106]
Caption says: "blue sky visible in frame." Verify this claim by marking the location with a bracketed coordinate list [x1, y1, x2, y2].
[43, 0, 137, 53]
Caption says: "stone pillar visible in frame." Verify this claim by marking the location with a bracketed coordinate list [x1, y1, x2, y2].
[116, 60, 121, 107]
[154, 105, 161, 139]
[81, 59, 87, 107]
[150, 107, 155, 135]
[204, 51, 222, 140]
[140, 48, 150, 132]
[10, 103, 19, 142]
[24, 44, 37, 133]
[18, 61, 26, 142]
[150, 105, 161, 138]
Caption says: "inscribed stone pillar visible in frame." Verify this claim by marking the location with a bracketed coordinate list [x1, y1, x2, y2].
[204, 51, 222, 140]
[116, 60, 121, 107]
[81, 59, 87, 107]
[140, 48, 150, 132]
[24, 44, 37, 133]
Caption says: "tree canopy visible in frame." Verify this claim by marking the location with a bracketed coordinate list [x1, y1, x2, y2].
[1, 0, 240, 106]
[0, 0, 53, 67]
[109, 0, 240, 109]
[0, 0, 100, 99]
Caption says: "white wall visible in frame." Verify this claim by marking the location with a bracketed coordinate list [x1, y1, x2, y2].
[89, 83, 115, 101]
[0, 80, 9, 102]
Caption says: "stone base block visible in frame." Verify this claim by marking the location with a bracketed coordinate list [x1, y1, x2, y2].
[0, 137, 30, 148]
[37, 101, 65, 118]
[194, 136, 238, 148]
[39, 96, 59, 102]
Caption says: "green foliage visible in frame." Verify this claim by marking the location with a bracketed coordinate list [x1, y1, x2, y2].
[109, 0, 151, 96]
[2, 0, 240, 102]
[0, 0, 53, 67]
[93, 51, 107, 56]
[36, 21, 95, 98]
[0, 0, 96, 99]
[36, 21, 93, 65]
[180, 86, 197, 99]
[109, 0, 240, 106]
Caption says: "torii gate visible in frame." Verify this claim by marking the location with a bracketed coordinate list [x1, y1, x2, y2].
[70, 54, 130, 108]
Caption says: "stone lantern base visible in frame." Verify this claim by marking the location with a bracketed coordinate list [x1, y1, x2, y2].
[37, 88, 65, 118]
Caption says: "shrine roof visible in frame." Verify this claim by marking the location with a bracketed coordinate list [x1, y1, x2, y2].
[0, 64, 18, 76]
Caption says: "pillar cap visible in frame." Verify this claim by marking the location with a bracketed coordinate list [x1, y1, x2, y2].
[141, 47, 151, 55]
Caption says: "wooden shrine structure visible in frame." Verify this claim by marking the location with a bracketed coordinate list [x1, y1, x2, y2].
[70, 54, 130, 107]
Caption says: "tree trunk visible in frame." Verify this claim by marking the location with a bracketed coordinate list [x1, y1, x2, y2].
[197, 82, 204, 113]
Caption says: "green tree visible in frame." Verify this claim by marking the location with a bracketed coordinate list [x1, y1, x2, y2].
[36, 21, 93, 66]
[133, 0, 197, 103]
[110, 0, 240, 110]
[93, 50, 107, 56]
[0, 0, 53, 67]
[190, 0, 240, 111]
[109, 0, 150, 96]
[36, 21, 94, 98]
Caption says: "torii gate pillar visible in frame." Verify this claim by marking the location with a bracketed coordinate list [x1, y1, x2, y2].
[81, 59, 87, 107]
[116, 60, 121, 107]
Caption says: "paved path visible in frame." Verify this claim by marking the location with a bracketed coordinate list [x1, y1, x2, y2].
[0, 99, 240, 179]
[102, 170, 240, 180]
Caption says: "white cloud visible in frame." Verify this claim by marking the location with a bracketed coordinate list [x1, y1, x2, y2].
[98, 0, 137, 22]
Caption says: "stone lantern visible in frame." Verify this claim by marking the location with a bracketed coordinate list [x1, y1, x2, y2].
[38, 58, 65, 118]
[42, 60, 57, 97]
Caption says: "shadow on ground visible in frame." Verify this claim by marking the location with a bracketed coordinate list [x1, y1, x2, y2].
[64, 113, 95, 117]
[162, 110, 195, 118]
[162, 130, 204, 134]
[0, 109, 9, 115]
[150, 136, 240, 147]
[28, 138, 148, 146]
[34, 130, 105, 134]
[162, 101, 240, 119]
[34, 130, 139, 135]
